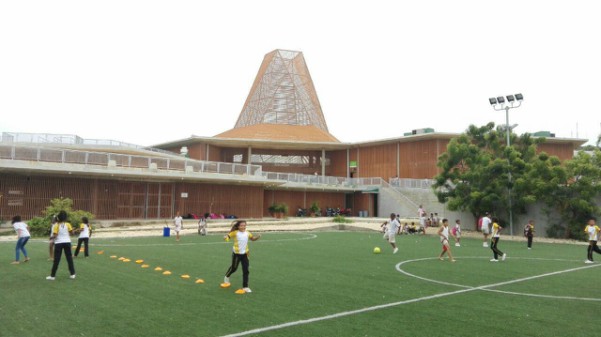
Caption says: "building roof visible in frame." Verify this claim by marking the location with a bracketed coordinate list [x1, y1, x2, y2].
[214, 123, 339, 143]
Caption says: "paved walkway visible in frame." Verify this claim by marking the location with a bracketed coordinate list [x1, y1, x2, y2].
[0, 217, 586, 246]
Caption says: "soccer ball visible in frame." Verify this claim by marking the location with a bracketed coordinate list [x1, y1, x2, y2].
[373, 247, 381, 254]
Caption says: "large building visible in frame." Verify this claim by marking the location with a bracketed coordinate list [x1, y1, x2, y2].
[0, 50, 586, 222]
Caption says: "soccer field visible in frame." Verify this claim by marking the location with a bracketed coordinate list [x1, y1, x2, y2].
[1, 231, 599, 337]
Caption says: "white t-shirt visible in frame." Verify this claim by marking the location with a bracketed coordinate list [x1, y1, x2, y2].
[585, 225, 600, 241]
[174, 216, 183, 230]
[78, 223, 91, 238]
[13, 222, 31, 238]
[53, 222, 73, 244]
[481, 216, 492, 231]
[226, 230, 255, 254]
[387, 219, 400, 234]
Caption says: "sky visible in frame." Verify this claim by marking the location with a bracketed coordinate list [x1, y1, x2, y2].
[1, 1, 600, 147]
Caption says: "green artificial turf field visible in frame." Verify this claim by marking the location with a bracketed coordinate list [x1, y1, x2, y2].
[1, 231, 599, 337]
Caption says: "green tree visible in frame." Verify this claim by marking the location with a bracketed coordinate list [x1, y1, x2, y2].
[433, 123, 543, 230]
[530, 150, 601, 239]
[27, 198, 95, 237]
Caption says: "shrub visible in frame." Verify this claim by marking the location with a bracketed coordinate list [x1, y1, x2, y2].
[333, 215, 352, 224]
[27, 198, 95, 237]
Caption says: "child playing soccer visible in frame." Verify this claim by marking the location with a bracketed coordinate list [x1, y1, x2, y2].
[438, 219, 455, 262]
[222, 220, 261, 293]
[452, 219, 461, 246]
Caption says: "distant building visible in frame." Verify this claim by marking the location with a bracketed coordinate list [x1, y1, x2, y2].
[0, 50, 586, 220]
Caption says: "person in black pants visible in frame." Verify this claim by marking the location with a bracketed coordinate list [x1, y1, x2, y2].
[490, 217, 506, 262]
[46, 210, 76, 280]
[524, 220, 535, 249]
[74, 217, 92, 257]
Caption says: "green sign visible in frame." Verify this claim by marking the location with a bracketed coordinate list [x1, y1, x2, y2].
[349, 161, 357, 168]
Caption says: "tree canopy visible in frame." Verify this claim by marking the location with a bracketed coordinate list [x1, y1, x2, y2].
[433, 123, 600, 239]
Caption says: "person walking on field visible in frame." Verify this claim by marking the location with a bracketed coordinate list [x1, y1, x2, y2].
[490, 217, 507, 262]
[11, 215, 31, 265]
[382, 213, 400, 254]
[524, 220, 535, 250]
[47, 210, 76, 280]
[222, 220, 261, 293]
[584, 218, 601, 264]
[174, 211, 183, 242]
[481, 212, 492, 247]
[74, 217, 92, 258]
[452, 219, 462, 247]
[437, 219, 455, 262]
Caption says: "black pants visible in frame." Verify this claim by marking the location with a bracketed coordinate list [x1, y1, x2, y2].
[75, 238, 89, 257]
[587, 241, 601, 261]
[51, 242, 75, 277]
[225, 253, 250, 288]
[527, 235, 533, 248]
[491, 237, 504, 260]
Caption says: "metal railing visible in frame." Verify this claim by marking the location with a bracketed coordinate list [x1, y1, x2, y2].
[1, 132, 176, 156]
[389, 177, 435, 190]
[0, 144, 263, 177]
[0, 142, 395, 190]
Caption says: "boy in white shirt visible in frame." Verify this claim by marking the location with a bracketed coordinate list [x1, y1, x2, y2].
[382, 213, 399, 254]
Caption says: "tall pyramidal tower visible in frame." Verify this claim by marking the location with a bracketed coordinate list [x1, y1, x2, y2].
[215, 50, 339, 142]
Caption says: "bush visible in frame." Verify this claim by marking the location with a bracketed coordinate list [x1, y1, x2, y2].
[333, 215, 352, 224]
[26, 198, 95, 237]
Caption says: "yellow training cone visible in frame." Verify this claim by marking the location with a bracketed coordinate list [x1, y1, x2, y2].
[97, 250, 105, 255]
[135, 259, 144, 264]
[154, 267, 163, 271]
[163, 271, 172, 275]
[110, 255, 117, 259]
[195, 279, 205, 284]
[141, 264, 149, 268]
[220, 282, 231, 288]
[181, 274, 190, 279]
[123, 259, 131, 262]
[235, 289, 246, 295]
[118, 257, 125, 261]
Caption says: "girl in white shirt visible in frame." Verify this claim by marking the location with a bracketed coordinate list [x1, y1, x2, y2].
[74, 217, 92, 257]
[11, 215, 31, 264]
[47, 210, 76, 280]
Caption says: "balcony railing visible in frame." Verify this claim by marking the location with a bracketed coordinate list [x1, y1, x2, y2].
[0, 143, 390, 191]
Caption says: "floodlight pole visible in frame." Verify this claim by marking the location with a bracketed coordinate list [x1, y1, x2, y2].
[489, 94, 523, 237]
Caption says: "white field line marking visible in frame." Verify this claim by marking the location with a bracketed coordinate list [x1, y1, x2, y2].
[221, 261, 600, 337]
[396, 257, 601, 301]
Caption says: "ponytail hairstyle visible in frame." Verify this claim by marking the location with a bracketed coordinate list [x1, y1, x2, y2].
[229, 220, 246, 233]
[82, 217, 89, 224]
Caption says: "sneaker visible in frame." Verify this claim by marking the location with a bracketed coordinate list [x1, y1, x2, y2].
[490, 259, 498, 262]
[585, 260, 594, 264]
[70, 274, 76, 279]
[528, 247, 531, 250]
[10, 261, 20, 265]
[455, 243, 460, 247]
[24, 258, 30, 262]
[483, 243, 488, 247]
[224, 276, 230, 284]
[243, 287, 252, 293]
[502, 253, 507, 261]
[46, 276, 55, 281]
[393, 247, 398, 254]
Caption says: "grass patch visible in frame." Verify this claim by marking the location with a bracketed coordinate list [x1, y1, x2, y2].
[0, 232, 599, 336]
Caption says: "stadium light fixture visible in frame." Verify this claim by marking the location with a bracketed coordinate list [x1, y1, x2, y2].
[488, 93, 524, 236]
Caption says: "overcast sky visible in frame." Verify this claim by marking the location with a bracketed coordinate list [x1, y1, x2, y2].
[1, 1, 600, 147]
